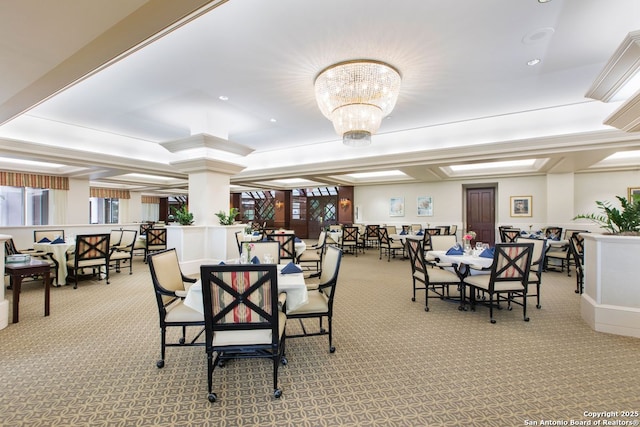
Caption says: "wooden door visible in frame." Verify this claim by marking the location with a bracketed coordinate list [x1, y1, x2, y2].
[466, 187, 496, 246]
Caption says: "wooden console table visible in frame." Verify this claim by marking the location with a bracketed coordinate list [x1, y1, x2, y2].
[5, 259, 52, 323]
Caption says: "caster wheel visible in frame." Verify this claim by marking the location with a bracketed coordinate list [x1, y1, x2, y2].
[536, 304, 541, 309]
[508, 307, 513, 311]
[424, 307, 429, 312]
[179, 337, 185, 345]
[524, 317, 530, 322]
[208, 393, 217, 402]
[217, 360, 225, 368]
[411, 297, 415, 302]
[490, 319, 496, 324]
[320, 328, 326, 333]
[575, 290, 580, 294]
[274, 389, 282, 399]
[156, 360, 164, 368]
[329, 346, 336, 353]
[281, 357, 288, 366]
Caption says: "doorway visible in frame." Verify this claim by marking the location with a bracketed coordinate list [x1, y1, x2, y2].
[465, 186, 496, 246]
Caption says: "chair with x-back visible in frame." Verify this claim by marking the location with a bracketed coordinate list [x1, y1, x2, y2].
[200, 263, 287, 402]
[500, 228, 521, 243]
[569, 232, 586, 294]
[148, 248, 204, 369]
[5, 238, 59, 285]
[296, 231, 326, 277]
[267, 233, 296, 263]
[340, 226, 360, 256]
[378, 227, 404, 261]
[516, 236, 547, 309]
[144, 228, 167, 263]
[286, 246, 342, 353]
[66, 233, 111, 289]
[406, 238, 461, 311]
[462, 242, 533, 323]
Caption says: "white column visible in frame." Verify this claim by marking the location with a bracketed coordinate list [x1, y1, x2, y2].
[546, 173, 574, 224]
[188, 170, 231, 226]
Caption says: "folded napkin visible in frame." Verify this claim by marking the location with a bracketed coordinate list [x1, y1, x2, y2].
[38, 237, 51, 243]
[252, 231, 260, 236]
[251, 256, 260, 264]
[399, 230, 407, 235]
[51, 237, 66, 244]
[218, 261, 226, 265]
[520, 230, 528, 235]
[446, 245, 464, 255]
[479, 247, 495, 258]
[294, 237, 302, 242]
[281, 262, 302, 274]
[416, 230, 423, 235]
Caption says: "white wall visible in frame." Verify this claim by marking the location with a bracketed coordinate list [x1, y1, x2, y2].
[355, 170, 640, 236]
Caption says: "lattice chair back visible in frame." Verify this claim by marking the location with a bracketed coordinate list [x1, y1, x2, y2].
[425, 228, 441, 236]
[69, 233, 110, 288]
[406, 238, 426, 278]
[378, 227, 391, 245]
[500, 228, 521, 243]
[145, 228, 168, 262]
[544, 226, 563, 241]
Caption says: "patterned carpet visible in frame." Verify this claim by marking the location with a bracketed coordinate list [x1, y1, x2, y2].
[1, 246, 639, 427]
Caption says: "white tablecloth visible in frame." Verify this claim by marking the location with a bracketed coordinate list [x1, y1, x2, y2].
[33, 241, 75, 285]
[183, 264, 308, 314]
[426, 250, 494, 275]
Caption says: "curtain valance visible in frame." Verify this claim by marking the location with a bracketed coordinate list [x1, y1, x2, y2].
[0, 171, 69, 190]
[90, 187, 131, 199]
[142, 196, 160, 204]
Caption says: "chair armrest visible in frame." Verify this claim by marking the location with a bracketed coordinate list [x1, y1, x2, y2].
[174, 290, 188, 298]
[182, 275, 197, 283]
[278, 292, 287, 310]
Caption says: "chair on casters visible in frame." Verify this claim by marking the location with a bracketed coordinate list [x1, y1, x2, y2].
[296, 231, 326, 277]
[569, 232, 586, 294]
[267, 233, 296, 263]
[286, 246, 343, 353]
[516, 236, 547, 309]
[144, 228, 167, 262]
[110, 229, 138, 275]
[147, 248, 204, 369]
[340, 226, 360, 256]
[462, 242, 533, 323]
[378, 227, 404, 261]
[200, 263, 287, 402]
[405, 238, 461, 311]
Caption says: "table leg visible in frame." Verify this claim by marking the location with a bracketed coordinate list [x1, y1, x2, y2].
[12, 275, 22, 323]
[44, 270, 50, 317]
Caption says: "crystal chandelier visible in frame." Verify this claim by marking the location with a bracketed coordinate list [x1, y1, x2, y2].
[314, 60, 402, 147]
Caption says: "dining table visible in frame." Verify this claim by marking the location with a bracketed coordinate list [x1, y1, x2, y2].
[183, 263, 309, 314]
[33, 239, 76, 285]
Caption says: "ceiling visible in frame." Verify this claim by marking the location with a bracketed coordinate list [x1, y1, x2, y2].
[1, 0, 640, 195]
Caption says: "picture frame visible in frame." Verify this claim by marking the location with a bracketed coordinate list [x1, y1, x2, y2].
[510, 196, 532, 217]
[389, 197, 405, 217]
[628, 187, 640, 201]
[416, 196, 433, 216]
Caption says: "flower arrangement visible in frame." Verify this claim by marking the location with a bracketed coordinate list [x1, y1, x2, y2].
[463, 231, 476, 241]
[243, 242, 255, 262]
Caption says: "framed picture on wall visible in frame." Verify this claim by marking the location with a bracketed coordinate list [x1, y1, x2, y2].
[389, 197, 405, 217]
[417, 196, 433, 216]
[510, 196, 532, 217]
[628, 187, 640, 201]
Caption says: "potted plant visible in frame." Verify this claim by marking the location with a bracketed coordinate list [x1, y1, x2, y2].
[573, 194, 640, 235]
[172, 205, 194, 226]
[215, 208, 240, 225]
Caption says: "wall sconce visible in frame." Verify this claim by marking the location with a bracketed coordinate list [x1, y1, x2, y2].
[340, 197, 351, 209]
[275, 200, 284, 210]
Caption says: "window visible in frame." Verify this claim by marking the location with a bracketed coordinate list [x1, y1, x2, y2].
[0, 186, 50, 226]
[90, 197, 119, 224]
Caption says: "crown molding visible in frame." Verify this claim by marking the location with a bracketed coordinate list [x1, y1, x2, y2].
[604, 90, 640, 132]
[586, 30, 640, 102]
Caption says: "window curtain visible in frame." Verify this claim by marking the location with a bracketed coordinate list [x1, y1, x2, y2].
[141, 195, 160, 221]
[51, 189, 67, 225]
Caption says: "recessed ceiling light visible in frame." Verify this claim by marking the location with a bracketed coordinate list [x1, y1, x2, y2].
[538, 0, 552, 3]
[527, 58, 541, 66]
[346, 170, 407, 179]
[270, 118, 277, 123]
[218, 95, 229, 101]
[0, 157, 65, 168]
[449, 159, 536, 172]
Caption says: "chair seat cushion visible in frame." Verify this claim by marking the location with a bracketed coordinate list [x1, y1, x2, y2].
[287, 289, 329, 315]
[213, 311, 286, 346]
[110, 251, 132, 260]
[464, 275, 525, 292]
[426, 267, 460, 284]
[165, 301, 204, 323]
[67, 259, 107, 268]
[298, 251, 321, 261]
